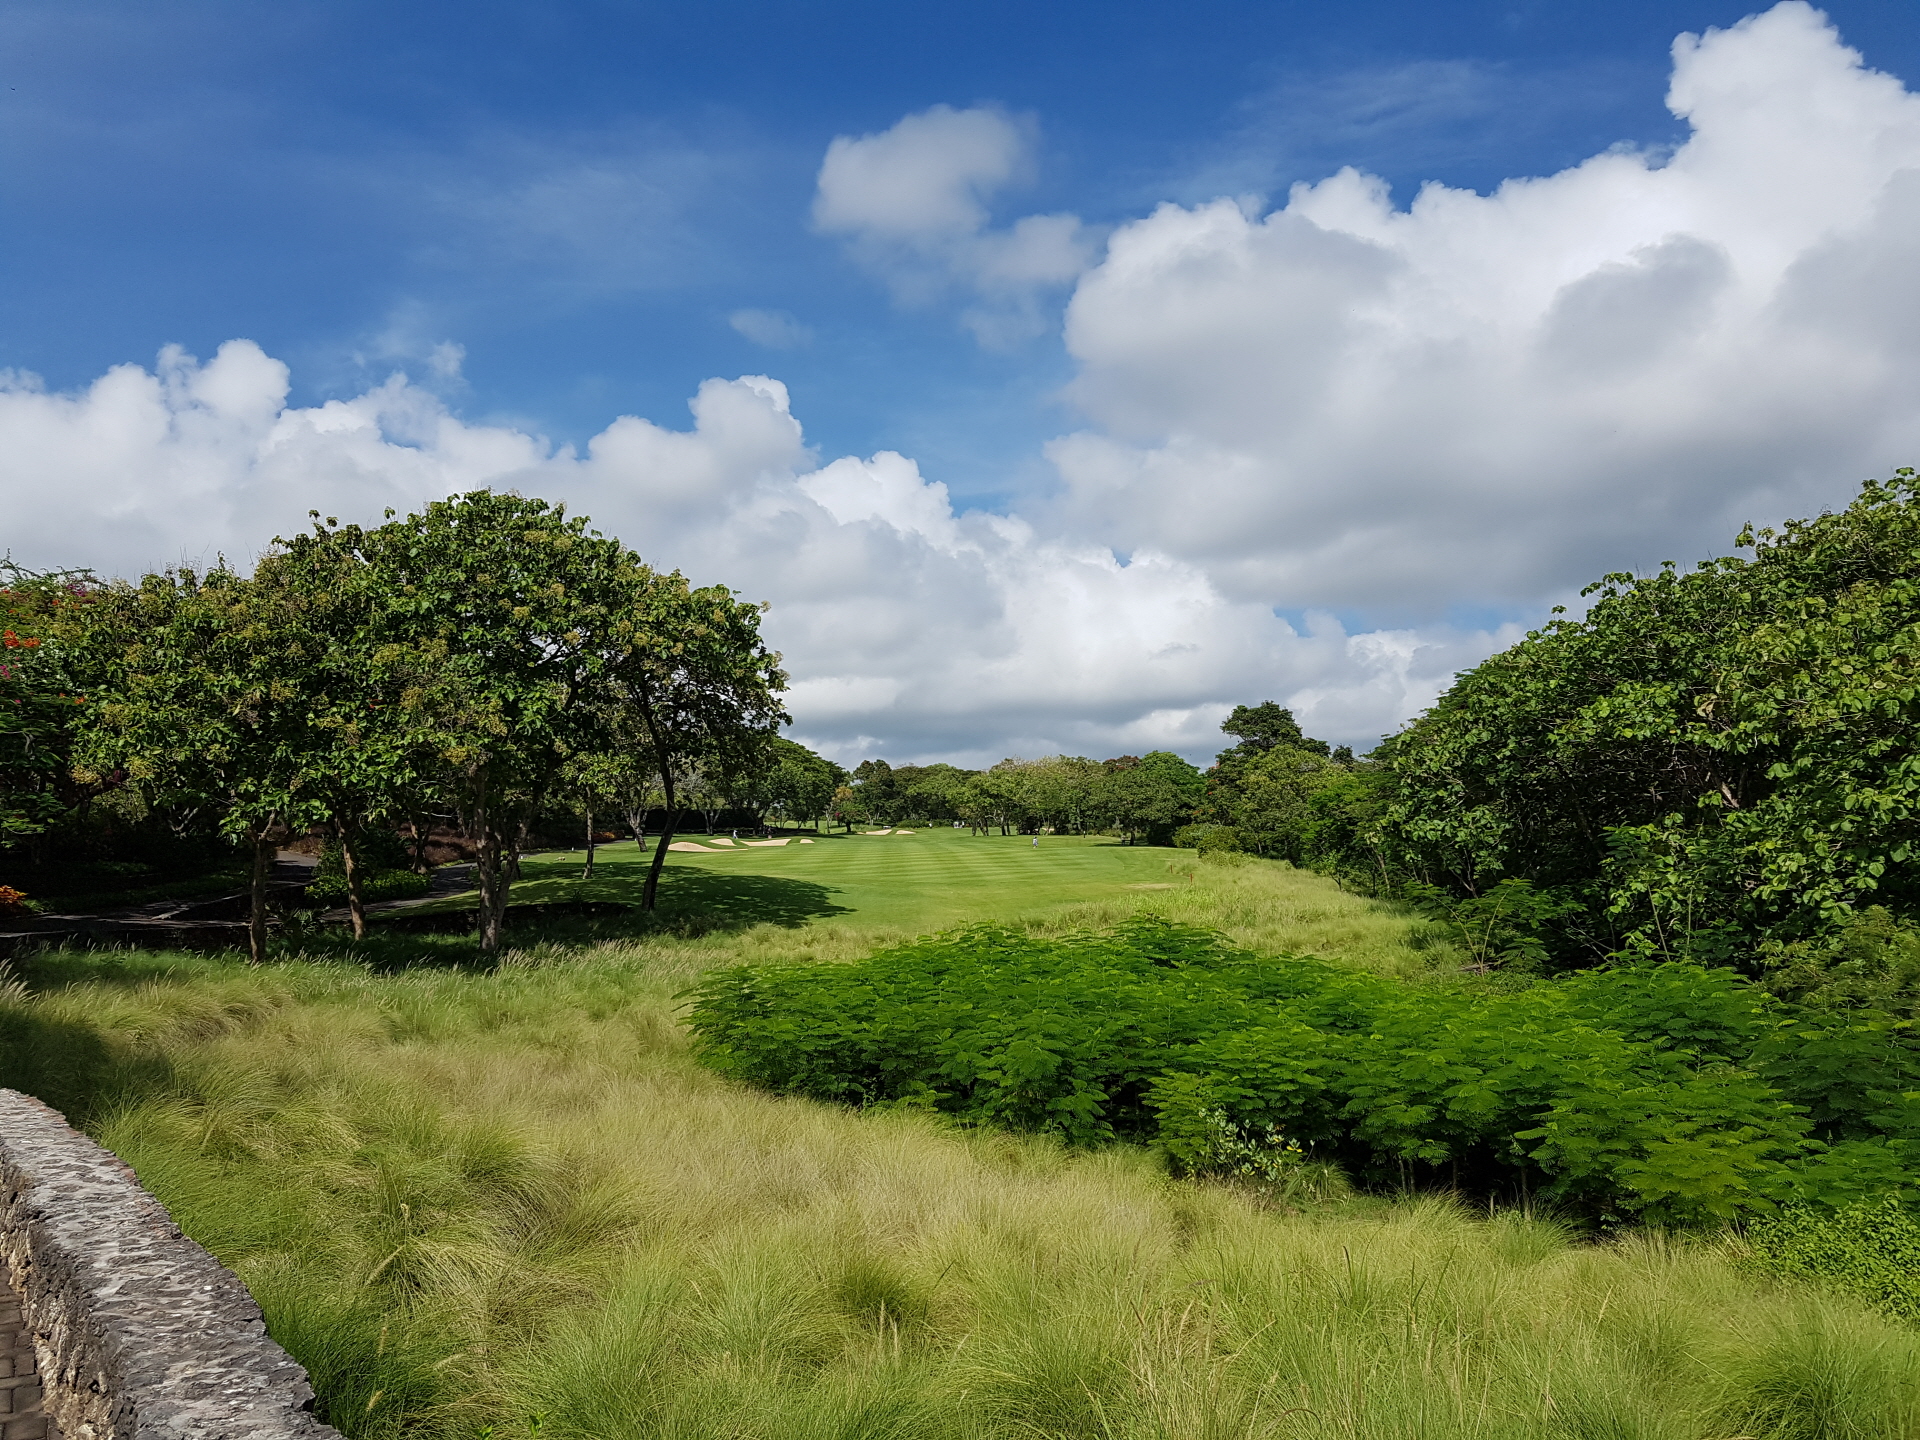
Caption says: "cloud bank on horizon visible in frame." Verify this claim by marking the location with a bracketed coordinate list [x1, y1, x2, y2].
[3, 2, 1918, 766]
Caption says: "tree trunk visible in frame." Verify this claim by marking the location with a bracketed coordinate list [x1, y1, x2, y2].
[478, 825, 508, 954]
[641, 766, 678, 912]
[406, 809, 431, 873]
[247, 819, 275, 966]
[635, 682, 676, 913]
[473, 771, 509, 956]
[506, 817, 528, 881]
[339, 817, 368, 941]
[582, 806, 596, 880]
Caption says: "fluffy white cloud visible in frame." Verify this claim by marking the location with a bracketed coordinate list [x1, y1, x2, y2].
[813, 105, 1096, 344]
[1051, 2, 1920, 617]
[0, 346, 1487, 761]
[6, 3, 1914, 767]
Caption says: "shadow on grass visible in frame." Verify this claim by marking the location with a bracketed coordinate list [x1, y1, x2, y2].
[0, 982, 169, 1129]
[304, 863, 851, 972]
[3, 864, 853, 980]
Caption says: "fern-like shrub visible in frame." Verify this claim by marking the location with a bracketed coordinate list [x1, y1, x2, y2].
[686, 919, 1920, 1225]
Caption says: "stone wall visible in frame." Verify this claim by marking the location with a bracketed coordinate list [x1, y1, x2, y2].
[0, 1089, 341, 1440]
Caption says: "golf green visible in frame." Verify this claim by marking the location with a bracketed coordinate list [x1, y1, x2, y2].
[490, 827, 1186, 931]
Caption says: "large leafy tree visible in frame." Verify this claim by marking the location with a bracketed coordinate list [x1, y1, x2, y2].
[81, 567, 326, 962]
[615, 570, 787, 911]
[345, 492, 653, 952]
[759, 736, 843, 830]
[1380, 468, 1920, 965]
[1097, 751, 1204, 844]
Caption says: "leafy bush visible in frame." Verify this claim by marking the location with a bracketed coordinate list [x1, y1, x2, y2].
[1404, 878, 1586, 973]
[1746, 1197, 1920, 1323]
[305, 868, 431, 907]
[687, 919, 1920, 1224]
[1762, 906, 1920, 1018]
[316, 829, 414, 879]
[1172, 824, 1244, 853]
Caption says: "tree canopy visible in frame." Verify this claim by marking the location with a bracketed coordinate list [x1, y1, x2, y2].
[5, 489, 788, 957]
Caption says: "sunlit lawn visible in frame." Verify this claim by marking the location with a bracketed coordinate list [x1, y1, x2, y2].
[503, 828, 1196, 928]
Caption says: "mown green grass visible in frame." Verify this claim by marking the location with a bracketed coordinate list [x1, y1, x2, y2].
[446, 829, 1436, 975]
[2, 843, 1916, 1440]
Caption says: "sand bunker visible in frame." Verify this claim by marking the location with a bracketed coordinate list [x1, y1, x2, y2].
[668, 841, 720, 852]
[741, 838, 790, 846]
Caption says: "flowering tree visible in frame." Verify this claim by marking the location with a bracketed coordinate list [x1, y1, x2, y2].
[0, 563, 99, 856]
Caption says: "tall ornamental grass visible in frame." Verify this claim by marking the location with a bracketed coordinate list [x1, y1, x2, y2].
[0, 860, 1913, 1438]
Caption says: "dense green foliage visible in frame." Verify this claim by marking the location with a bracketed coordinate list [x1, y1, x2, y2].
[2, 489, 787, 951]
[832, 751, 1208, 843]
[687, 918, 1920, 1224]
[1372, 470, 1920, 967]
[0, 564, 101, 845]
[1747, 1197, 1920, 1323]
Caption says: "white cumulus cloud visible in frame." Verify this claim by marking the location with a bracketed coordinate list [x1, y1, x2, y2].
[1049, 1, 1920, 619]
[0, 346, 1490, 761]
[813, 105, 1096, 345]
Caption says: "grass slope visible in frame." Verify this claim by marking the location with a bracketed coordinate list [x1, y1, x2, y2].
[2, 843, 1916, 1440]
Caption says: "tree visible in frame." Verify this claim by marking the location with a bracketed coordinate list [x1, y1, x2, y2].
[348, 492, 655, 953]
[1018, 755, 1102, 832]
[1096, 751, 1204, 844]
[761, 737, 842, 829]
[0, 563, 102, 855]
[897, 763, 972, 825]
[830, 782, 866, 831]
[850, 759, 909, 825]
[615, 570, 787, 912]
[81, 567, 324, 962]
[1215, 744, 1344, 859]
[1219, 701, 1324, 757]
[1378, 468, 1920, 966]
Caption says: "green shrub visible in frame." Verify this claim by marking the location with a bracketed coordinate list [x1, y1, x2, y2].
[1172, 824, 1244, 853]
[687, 918, 1918, 1224]
[315, 830, 414, 880]
[1762, 906, 1920, 1018]
[305, 868, 431, 907]
[1746, 1197, 1920, 1323]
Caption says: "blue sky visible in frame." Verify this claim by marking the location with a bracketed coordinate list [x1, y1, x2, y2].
[6, 1, 1920, 760]
[6, 0, 1909, 500]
